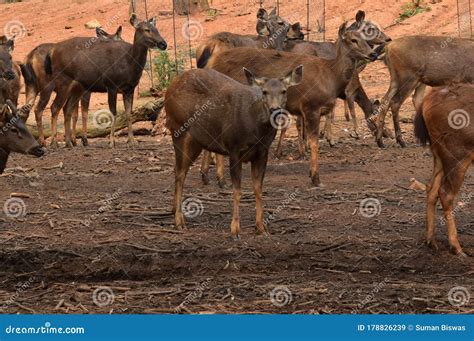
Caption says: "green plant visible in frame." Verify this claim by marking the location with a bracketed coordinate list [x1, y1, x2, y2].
[153, 51, 185, 91]
[397, 0, 431, 22]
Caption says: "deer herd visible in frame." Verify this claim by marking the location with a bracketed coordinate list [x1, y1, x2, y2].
[0, 8, 472, 256]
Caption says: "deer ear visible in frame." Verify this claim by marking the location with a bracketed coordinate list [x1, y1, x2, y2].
[269, 8, 277, 18]
[115, 26, 123, 40]
[338, 22, 348, 39]
[257, 8, 268, 20]
[130, 14, 140, 28]
[256, 19, 269, 36]
[96, 27, 107, 38]
[282, 65, 303, 87]
[244, 67, 256, 86]
[373, 99, 381, 105]
[355, 10, 365, 23]
[149, 17, 157, 26]
[6, 39, 14, 52]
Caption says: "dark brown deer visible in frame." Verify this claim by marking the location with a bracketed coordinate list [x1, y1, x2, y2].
[196, 8, 303, 69]
[0, 100, 44, 173]
[375, 36, 474, 148]
[166, 66, 302, 238]
[0, 37, 21, 107]
[20, 26, 123, 146]
[46, 15, 167, 147]
[414, 84, 473, 256]
[207, 23, 377, 186]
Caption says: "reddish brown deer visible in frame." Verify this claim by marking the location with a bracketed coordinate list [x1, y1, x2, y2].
[414, 84, 473, 256]
[0, 100, 44, 173]
[376, 36, 474, 148]
[207, 23, 377, 186]
[21, 27, 123, 146]
[165, 66, 302, 238]
[0, 37, 21, 107]
[46, 15, 167, 148]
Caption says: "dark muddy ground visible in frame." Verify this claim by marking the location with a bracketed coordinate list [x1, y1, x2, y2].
[0, 118, 472, 314]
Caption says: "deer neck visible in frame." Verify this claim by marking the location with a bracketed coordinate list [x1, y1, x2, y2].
[328, 39, 358, 90]
[130, 34, 150, 78]
[0, 148, 10, 174]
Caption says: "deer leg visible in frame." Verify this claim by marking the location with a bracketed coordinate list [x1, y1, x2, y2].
[438, 158, 470, 256]
[34, 90, 52, 146]
[296, 116, 306, 158]
[80, 92, 91, 146]
[390, 83, 416, 148]
[426, 152, 443, 250]
[323, 108, 337, 147]
[50, 91, 69, 149]
[107, 90, 118, 148]
[64, 92, 82, 148]
[275, 127, 286, 159]
[215, 154, 226, 188]
[172, 133, 202, 229]
[412, 83, 426, 113]
[305, 109, 322, 186]
[347, 97, 359, 139]
[375, 83, 399, 148]
[70, 100, 79, 147]
[200, 150, 211, 185]
[343, 100, 351, 122]
[123, 92, 135, 145]
[229, 154, 243, 239]
[251, 154, 268, 235]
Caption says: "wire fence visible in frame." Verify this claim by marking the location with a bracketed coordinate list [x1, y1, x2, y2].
[457, 0, 473, 38]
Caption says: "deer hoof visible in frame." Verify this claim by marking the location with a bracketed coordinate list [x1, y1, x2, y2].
[232, 234, 241, 242]
[82, 137, 89, 147]
[376, 139, 386, 149]
[350, 131, 360, 139]
[328, 139, 338, 147]
[201, 173, 210, 185]
[310, 174, 321, 187]
[127, 137, 137, 146]
[397, 139, 407, 148]
[426, 238, 439, 251]
[71, 139, 77, 147]
[217, 180, 227, 189]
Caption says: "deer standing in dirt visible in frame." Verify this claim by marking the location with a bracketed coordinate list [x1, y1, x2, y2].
[0, 37, 21, 107]
[375, 36, 474, 148]
[46, 15, 166, 148]
[0, 100, 44, 173]
[165, 66, 302, 238]
[20, 27, 123, 146]
[414, 84, 473, 256]
[207, 23, 377, 186]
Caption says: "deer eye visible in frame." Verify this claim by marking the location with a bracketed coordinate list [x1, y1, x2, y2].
[10, 127, 19, 134]
[281, 90, 287, 94]
[262, 90, 268, 95]
[351, 39, 358, 43]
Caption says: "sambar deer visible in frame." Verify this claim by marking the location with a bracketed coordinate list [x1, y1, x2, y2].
[207, 23, 377, 186]
[20, 26, 123, 146]
[414, 84, 473, 256]
[46, 15, 167, 147]
[0, 100, 44, 173]
[375, 36, 474, 148]
[165, 66, 303, 238]
[0, 37, 21, 107]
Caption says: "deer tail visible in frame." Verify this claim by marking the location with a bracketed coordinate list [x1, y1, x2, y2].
[20, 62, 37, 91]
[44, 53, 53, 75]
[414, 103, 430, 145]
[197, 46, 213, 69]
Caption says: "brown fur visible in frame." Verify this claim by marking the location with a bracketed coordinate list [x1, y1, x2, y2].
[414, 84, 474, 255]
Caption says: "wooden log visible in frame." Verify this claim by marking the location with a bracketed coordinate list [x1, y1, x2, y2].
[26, 97, 164, 139]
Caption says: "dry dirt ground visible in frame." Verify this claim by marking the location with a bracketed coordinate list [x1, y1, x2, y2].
[0, 0, 473, 314]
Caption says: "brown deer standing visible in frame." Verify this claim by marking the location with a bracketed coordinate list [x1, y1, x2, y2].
[207, 23, 377, 186]
[414, 84, 473, 256]
[0, 100, 44, 173]
[0, 37, 21, 107]
[46, 15, 166, 148]
[20, 27, 123, 146]
[375, 36, 474, 148]
[165, 66, 302, 238]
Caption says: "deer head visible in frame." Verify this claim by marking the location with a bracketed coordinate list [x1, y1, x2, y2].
[130, 14, 167, 50]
